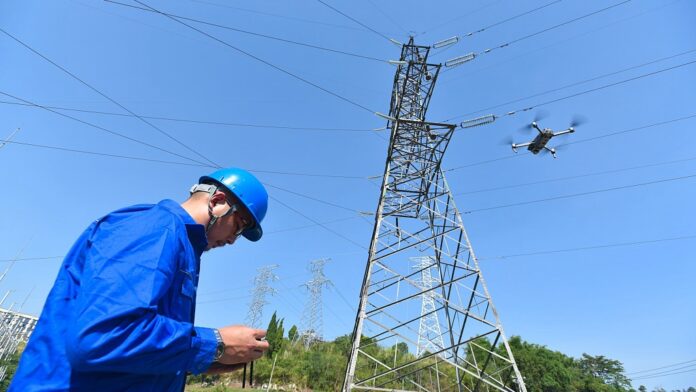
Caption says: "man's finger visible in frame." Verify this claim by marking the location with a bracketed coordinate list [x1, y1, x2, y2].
[255, 340, 270, 350]
[253, 329, 267, 339]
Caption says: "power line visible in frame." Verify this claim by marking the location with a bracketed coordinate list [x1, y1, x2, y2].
[449, 58, 696, 123]
[105, 0, 389, 64]
[185, 0, 369, 33]
[434, 0, 563, 46]
[270, 196, 367, 249]
[363, 0, 408, 36]
[314, 0, 393, 44]
[455, 155, 696, 196]
[453, 48, 696, 119]
[0, 27, 220, 168]
[630, 366, 696, 381]
[264, 183, 365, 213]
[442, 0, 681, 84]
[463, 172, 696, 214]
[0, 139, 210, 167]
[0, 90, 211, 166]
[559, 113, 696, 147]
[441, 0, 632, 68]
[478, 234, 696, 261]
[626, 358, 696, 376]
[0, 100, 381, 133]
[1, 138, 374, 179]
[418, 0, 503, 37]
[265, 215, 360, 235]
[126, 0, 377, 115]
[445, 113, 696, 172]
[0, 257, 62, 262]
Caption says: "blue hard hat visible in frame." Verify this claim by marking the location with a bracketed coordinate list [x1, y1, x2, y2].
[199, 167, 268, 242]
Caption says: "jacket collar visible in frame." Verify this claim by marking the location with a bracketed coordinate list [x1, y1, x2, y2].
[158, 199, 208, 256]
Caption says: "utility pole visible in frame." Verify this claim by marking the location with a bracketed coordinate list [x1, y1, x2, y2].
[245, 264, 279, 329]
[299, 258, 331, 347]
[343, 38, 526, 392]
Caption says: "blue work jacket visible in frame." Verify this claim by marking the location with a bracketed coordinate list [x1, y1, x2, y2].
[10, 200, 217, 391]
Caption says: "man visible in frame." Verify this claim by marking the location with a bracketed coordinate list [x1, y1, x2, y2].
[10, 167, 270, 391]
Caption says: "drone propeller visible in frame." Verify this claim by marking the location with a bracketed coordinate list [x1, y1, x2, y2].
[569, 114, 588, 128]
[499, 135, 515, 146]
[533, 110, 549, 124]
[519, 110, 548, 133]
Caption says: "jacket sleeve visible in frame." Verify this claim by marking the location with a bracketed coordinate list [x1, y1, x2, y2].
[65, 216, 216, 375]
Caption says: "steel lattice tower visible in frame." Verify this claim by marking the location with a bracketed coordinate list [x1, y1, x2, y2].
[412, 256, 445, 357]
[299, 258, 331, 347]
[245, 264, 279, 329]
[343, 38, 526, 392]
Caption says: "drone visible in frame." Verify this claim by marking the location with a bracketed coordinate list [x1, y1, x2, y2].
[508, 115, 585, 158]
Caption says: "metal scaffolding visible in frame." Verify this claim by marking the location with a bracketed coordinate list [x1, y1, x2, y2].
[343, 38, 526, 392]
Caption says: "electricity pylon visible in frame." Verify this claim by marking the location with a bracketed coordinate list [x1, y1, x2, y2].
[245, 264, 279, 329]
[299, 258, 331, 347]
[343, 38, 526, 392]
[412, 256, 445, 357]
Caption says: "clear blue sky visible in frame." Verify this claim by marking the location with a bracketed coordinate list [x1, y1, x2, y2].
[1, 0, 695, 389]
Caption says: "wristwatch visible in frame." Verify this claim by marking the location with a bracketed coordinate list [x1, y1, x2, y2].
[213, 329, 225, 361]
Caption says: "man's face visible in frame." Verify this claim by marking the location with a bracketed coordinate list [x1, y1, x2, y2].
[205, 200, 254, 251]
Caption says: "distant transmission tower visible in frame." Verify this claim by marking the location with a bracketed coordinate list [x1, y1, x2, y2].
[245, 264, 279, 329]
[299, 258, 331, 347]
[412, 256, 445, 357]
[343, 38, 526, 392]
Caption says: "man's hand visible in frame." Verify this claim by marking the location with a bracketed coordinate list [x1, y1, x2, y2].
[216, 325, 269, 365]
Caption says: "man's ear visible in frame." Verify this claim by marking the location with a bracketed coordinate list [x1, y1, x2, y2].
[210, 191, 228, 207]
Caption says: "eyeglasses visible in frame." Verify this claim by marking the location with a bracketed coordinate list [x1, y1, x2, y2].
[228, 204, 252, 237]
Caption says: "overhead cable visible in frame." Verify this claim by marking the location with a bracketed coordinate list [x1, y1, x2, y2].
[364, 0, 408, 35]
[0, 139, 210, 168]
[105, 0, 389, 64]
[630, 366, 696, 381]
[0, 27, 220, 168]
[127, 0, 377, 115]
[456, 155, 696, 196]
[0, 139, 377, 181]
[314, 0, 393, 44]
[478, 234, 696, 260]
[441, 0, 632, 69]
[434, 0, 563, 47]
[454, 48, 696, 119]
[463, 173, 696, 214]
[264, 183, 364, 213]
[443, 0, 682, 83]
[626, 358, 696, 376]
[0, 100, 380, 133]
[0, 90, 211, 166]
[450, 59, 696, 124]
[270, 196, 367, 249]
[186, 0, 367, 32]
[445, 113, 696, 172]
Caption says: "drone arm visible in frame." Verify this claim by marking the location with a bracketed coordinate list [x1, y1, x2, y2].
[544, 146, 557, 158]
[553, 128, 575, 136]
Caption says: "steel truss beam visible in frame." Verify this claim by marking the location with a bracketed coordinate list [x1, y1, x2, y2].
[343, 38, 526, 392]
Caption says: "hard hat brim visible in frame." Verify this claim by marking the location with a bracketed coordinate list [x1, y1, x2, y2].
[242, 225, 263, 242]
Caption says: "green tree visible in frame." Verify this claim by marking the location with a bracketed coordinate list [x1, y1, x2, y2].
[288, 324, 298, 343]
[578, 353, 631, 390]
[265, 312, 285, 359]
